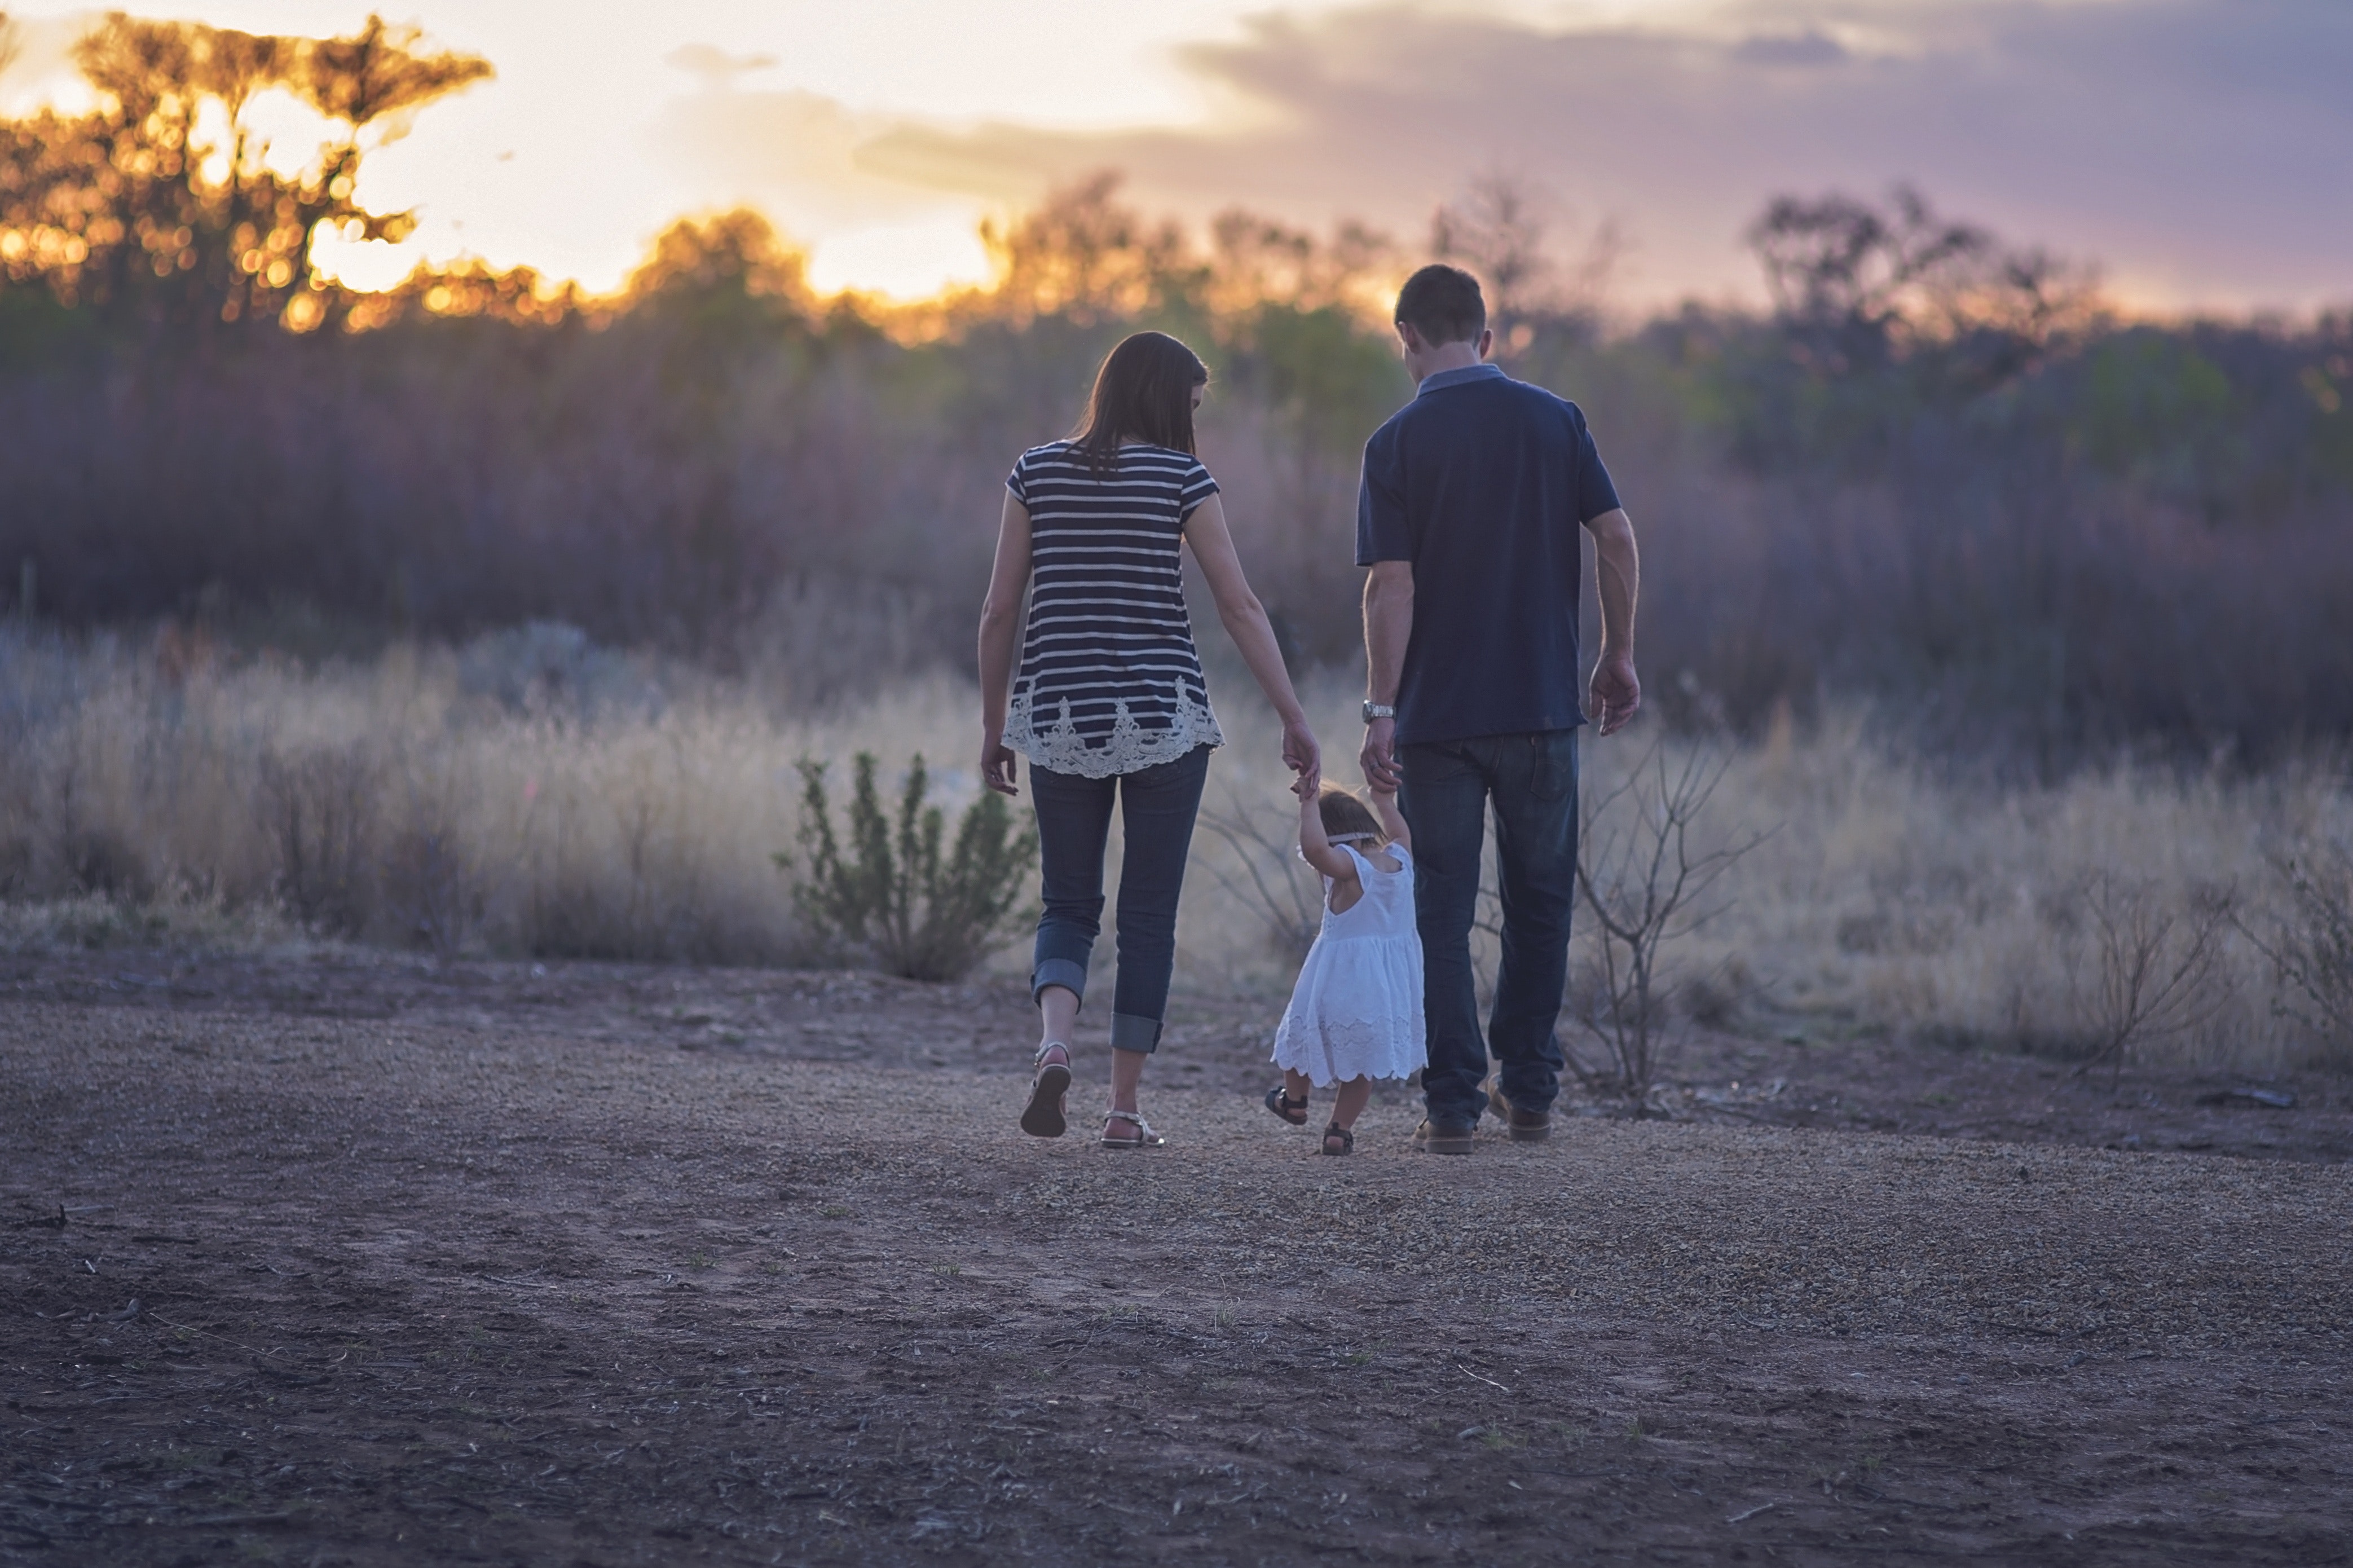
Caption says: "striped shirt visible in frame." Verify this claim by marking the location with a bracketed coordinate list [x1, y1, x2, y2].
[1002, 441, 1226, 778]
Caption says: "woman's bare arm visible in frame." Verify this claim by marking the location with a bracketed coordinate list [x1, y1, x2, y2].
[976, 491, 1032, 795]
[1182, 493, 1320, 792]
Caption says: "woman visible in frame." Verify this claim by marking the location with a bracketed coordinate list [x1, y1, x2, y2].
[979, 331, 1319, 1148]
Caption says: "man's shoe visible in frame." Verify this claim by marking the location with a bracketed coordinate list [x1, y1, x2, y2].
[1412, 1118, 1477, 1155]
[1488, 1082, 1553, 1142]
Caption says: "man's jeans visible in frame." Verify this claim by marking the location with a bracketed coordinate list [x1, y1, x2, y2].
[1400, 729, 1579, 1126]
[1028, 745, 1212, 1054]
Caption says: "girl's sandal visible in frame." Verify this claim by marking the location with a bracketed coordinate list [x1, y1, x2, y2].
[1263, 1085, 1308, 1126]
[1021, 1042, 1073, 1138]
[1100, 1110, 1166, 1150]
[1320, 1122, 1355, 1157]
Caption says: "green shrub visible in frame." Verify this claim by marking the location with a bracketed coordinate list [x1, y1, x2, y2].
[782, 752, 1036, 981]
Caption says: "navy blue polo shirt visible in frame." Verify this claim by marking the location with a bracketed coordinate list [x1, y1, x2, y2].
[1355, 363, 1621, 746]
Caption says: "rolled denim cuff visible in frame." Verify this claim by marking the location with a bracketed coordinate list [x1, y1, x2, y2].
[1031, 958, 1089, 1007]
[1109, 1011, 1162, 1054]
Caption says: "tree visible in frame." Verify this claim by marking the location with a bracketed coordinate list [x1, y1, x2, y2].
[0, 12, 490, 332]
[625, 209, 812, 309]
[1206, 209, 1391, 321]
[1748, 186, 1988, 336]
[1430, 173, 1621, 346]
[1745, 184, 2099, 381]
[969, 172, 1203, 327]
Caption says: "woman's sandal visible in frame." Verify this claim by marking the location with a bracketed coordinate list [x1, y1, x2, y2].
[1021, 1042, 1073, 1138]
[1100, 1109, 1166, 1149]
[1320, 1122, 1354, 1156]
[1263, 1085, 1308, 1126]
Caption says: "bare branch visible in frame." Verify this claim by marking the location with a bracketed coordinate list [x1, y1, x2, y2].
[2236, 848, 2353, 1060]
[2070, 871, 2235, 1082]
[1568, 741, 1767, 1107]
[1198, 789, 1321, 964]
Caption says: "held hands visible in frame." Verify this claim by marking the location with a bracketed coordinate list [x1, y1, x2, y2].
[981, 732, 1020, 796]
[1589, 651, 1642, 737]
[1359, 715, 1401, 792]
[1281, 713, 1321, 796]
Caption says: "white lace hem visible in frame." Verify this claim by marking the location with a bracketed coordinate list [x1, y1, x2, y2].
[1006, 690, 1224, 778]
[1271, 1013, 1426, 1086]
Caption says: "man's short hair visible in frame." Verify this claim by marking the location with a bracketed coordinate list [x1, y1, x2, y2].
[1395, 265, 1486, 346]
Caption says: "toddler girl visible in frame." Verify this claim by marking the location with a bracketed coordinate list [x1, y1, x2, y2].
[1264, 781, 1425, 1154]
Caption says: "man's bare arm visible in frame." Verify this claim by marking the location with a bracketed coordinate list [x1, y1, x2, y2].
[1360, 560, 1413, 788]
[976, 492, 1033, 794]
[1583, 507, 1640, 735]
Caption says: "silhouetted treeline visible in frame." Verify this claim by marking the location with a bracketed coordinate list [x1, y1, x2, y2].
[4, 14, 2352, 767]
[0, 12, 491, 333]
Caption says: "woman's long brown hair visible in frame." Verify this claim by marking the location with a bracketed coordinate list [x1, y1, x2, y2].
[1070, 331, 1209, 474]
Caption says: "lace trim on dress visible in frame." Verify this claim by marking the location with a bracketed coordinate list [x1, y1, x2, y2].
[1271, 1013, 1426, 1084]
[1278, 1016, 1424, 1051]
[1006, 690, 1225, 779]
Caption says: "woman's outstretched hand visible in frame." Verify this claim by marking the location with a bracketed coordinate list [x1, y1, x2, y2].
[981, 732, 1020, 796]
[1282, 714, 1321, 796]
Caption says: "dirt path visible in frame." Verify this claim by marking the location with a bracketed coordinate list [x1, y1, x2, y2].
[3, 954, 2350, 1565]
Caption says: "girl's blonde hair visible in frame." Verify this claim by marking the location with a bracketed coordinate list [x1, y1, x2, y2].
[1317, 783, 1385, 844]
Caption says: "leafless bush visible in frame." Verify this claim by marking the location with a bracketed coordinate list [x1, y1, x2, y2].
[1566, 745, 1766, 1108]
[1197, 787, 1324, 966]
[2067, 870, 2236, 1081]
[39, 752, 152, 900]
[56, 824, 147, 900]
[0, 831, 31, 898]
[2239, 847, 2353, 1065]
[380, 820, 482, 954]
[256, 745, 378, 935]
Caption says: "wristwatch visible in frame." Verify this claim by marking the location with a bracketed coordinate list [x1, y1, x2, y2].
[1361, 701, 1396, 723]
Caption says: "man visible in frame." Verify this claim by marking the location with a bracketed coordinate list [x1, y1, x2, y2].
[1356, 263, 1642, 1155]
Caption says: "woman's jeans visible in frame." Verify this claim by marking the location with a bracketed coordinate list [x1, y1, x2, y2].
[1399, 729, 1579, 1126]
[1028, 745, 1212, 1054]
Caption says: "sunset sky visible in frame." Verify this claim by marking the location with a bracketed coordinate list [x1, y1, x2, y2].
[1, 0, 2347, 312]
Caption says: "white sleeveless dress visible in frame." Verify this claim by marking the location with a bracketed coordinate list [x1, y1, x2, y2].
[1271, 844, 1427, 1085]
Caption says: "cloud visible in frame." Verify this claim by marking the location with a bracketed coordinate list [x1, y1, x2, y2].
[651, 82, 975, 231]
[657, 0, 2353, 310]
[663, 44, 781, 92]
[1729, 29, 1850, 67]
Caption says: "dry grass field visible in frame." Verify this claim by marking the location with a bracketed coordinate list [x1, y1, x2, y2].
[5, 626, 2350, 1076]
